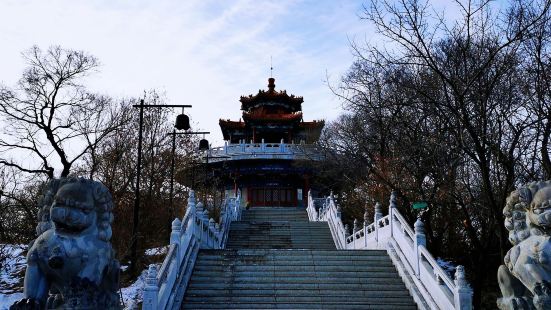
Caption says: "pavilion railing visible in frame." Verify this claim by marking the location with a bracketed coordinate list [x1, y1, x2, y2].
[307, 190, 473, 310]
[142, 190, 242, 310]
[207, 140, 323, 162]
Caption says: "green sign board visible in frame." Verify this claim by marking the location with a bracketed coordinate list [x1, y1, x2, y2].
[412, 202, 428, 210]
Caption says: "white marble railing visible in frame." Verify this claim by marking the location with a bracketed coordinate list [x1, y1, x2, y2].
[142, 190, 242, 310]
[307, 191, 473, 310]
[206, 140, 323, 162]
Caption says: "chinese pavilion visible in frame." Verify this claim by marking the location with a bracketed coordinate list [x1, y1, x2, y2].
[208, 77, 324, 207]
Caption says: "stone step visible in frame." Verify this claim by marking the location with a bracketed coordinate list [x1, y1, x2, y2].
[239, 209, 310, 222]
[194, 259, 394, 267]
[228, 230, 332, 234]
[229, 233, 331, 235]
[181, 302, 417, 309]
[224, 241, 335, 245]
[229, 228, 329, 232]
[187, 282, 407, 290]
[184, 295, 415, 303]
[225, 245, 336, 250]
[184, 289, 411, 298]
[197, 250, 388, 256]
[199, 249, 389, 255]
[191, 265, 399, 273]
[184, 295, 416, 309]
[190, 271, 402, 278]
[224, 242, 335, 245]
[197, 251, 389, 259]
[228, 234, 333, 238]
[242, 208, 307, 212]
[223, 244, 334, 247]
[240, 218, 310, 222]
[231, 220, 324, 224]
[188, 276, 405, 285]
[227, 236, 333, 239]
[241, 213, 309, 216]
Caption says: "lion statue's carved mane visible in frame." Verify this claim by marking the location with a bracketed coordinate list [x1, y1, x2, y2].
[498, 181, 551, 310]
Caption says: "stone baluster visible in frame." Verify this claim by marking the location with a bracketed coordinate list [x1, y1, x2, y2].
[187, 191, 196, 215]
[414, 217, 426, 277]
[209, 218, 215, 247]
[363, 206, 369, 227]
[352, 219, 359, 249]
[331, 191, 340, 218]
[336, 201, 345, 246]
[280, 138, 285, 152]
[142, 264, 159, 310]
[374, 202, 383, 223]
[219, 206, 226, 225]
[195, 202, 204, 241]
[261, 138, 265, 151]
[224, 140, 228, 154]
[170, 218, 181, 246]
[454, 265, 473, 310]
[196, 201, 204, 214]
[374, 202, 383, 245]
[364, 206, 369, 247]
[389, 191, 397, 238]
[186, 191, 197, 233]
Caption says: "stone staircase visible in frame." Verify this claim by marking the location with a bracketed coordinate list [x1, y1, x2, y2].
[226, 208, 335, 250]
[182, 207, 417, 309]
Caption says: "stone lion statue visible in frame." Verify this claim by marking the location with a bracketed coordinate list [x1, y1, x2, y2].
[498, 181, 551, 310]
[11, 178, 121, 310]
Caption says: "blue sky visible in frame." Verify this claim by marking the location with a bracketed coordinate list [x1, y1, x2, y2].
[0, 0, 373, 145]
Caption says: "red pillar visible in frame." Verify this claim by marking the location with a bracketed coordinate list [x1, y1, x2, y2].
[303, 175, 310, 206]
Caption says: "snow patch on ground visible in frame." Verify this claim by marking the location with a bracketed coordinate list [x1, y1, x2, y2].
[144, 246, 168, 256]
[120, 266, 158, 310]
[436, 257, 456, 278]
[0, 292, 24, 310]
[0, 244, 27, 310]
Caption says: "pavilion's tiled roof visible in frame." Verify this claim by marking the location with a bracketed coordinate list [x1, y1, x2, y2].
[240, 78, 303, 112]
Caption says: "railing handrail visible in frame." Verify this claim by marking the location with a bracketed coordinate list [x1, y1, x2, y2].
[156, 243, 177, 284]
[418, 245, 455, 290]
[307, 191, 473, 310]
[143, 190, 242, 310]
[206, 142, 323, 163]
[392, 210, 415, 240]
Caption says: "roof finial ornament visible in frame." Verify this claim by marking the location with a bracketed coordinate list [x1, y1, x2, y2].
[268, 78, 275, 93]
[268, 56, 276, 92]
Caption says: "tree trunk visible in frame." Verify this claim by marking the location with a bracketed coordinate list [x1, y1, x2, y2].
[541, 117, 551, 179]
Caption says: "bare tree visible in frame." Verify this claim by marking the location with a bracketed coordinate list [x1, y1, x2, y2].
[325, 0, 551, 307]
[0, 46, 127, 178]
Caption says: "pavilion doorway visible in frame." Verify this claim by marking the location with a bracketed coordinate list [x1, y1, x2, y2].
[248, 187, 297, 207]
